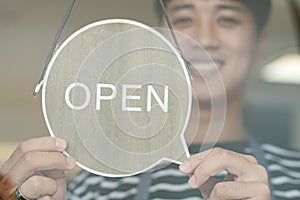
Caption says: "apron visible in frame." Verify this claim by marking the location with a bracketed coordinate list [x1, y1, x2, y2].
[134, 132, 275, 200]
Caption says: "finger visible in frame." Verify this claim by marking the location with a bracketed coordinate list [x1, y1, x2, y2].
[190, 159, 264, 189]
[208, 181, 270, 200]
[179, 153, 205, 175]
[7, 151, 76, 185]
[35, 170, 66, 200]
[188, 162, 268, 188]
[1, 137, 67, 175]
[20, 176, 57, 199]
[180, 148, 258, 174]
[187, 150, 267, 188]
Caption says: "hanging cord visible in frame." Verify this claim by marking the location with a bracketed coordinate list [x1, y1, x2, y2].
[33, 0, 191, 97]
[159, 0, 193, 79]
[33, 0, 77, 96]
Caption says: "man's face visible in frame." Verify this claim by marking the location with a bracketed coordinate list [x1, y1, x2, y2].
[161, 0, 264, 104]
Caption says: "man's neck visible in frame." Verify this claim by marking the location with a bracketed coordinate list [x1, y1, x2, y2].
[185, 95, 246, 145]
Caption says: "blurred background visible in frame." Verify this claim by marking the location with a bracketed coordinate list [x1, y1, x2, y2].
[0, 0, 300, 168]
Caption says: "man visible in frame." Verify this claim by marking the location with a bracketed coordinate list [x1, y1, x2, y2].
[1, 0, 300, 199]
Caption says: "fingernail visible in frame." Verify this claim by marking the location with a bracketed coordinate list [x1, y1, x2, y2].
[180, 161, 191, 172]
[56, 138, 67, 149]
[66, 157, 76, 169]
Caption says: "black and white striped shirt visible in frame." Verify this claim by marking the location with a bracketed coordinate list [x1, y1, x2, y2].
[66, 142, 300, 200]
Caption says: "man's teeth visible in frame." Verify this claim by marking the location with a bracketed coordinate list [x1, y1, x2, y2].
[192, 62, 220, 70]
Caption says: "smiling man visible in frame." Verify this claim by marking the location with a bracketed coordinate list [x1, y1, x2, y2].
[1, 0, 300, 200]
[164, 0, 265, 144]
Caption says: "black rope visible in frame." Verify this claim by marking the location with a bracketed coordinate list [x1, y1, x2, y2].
[33, 0, 77, 96]
[159, 0, 193, 79]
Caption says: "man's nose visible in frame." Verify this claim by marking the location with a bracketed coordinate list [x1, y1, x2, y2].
[192, 23, 220, 50]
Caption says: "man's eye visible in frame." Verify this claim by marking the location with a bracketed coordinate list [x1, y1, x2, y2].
[218, 17, 240, 27]
[173, 18, 192, 26]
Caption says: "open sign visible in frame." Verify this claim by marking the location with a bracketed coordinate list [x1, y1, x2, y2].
[42, 19, 192, 177]
[65, 83, 169, 112]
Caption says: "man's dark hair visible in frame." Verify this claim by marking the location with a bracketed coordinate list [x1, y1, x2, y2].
[155, 0, 272, 31]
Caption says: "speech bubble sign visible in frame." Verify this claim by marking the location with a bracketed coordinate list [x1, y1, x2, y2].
[42, 19, 192, 177]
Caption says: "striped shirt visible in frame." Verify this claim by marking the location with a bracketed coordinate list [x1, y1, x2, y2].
[66, 142, 300, 200]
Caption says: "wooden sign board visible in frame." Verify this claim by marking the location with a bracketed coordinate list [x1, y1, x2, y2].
[42, 19, 192, 177]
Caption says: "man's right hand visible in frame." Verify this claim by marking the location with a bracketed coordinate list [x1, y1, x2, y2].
[0, 137, 76, 200]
